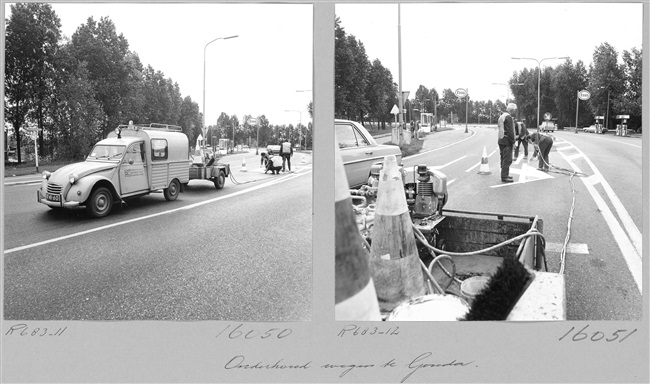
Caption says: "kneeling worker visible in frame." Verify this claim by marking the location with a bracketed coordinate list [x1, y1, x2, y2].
[527, 132, 553, 172]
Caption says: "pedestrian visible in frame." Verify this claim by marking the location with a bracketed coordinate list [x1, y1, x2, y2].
[514, 120, 529, 159]
[527, 132, 553, 172]
[279, 137, 293, 172]
[410, 120, 415, 138]
[497, 103, 517, 183]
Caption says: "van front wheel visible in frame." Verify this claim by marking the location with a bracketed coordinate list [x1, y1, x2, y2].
[164, 179, 180, 201]
[87, 187, 113, 218]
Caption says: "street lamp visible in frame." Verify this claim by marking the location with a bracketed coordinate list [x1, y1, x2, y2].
[295, 89, 312, 149]
[511, 56, 568, 129]
[202, 35, 238, 149]
[285, 109, 303, 149]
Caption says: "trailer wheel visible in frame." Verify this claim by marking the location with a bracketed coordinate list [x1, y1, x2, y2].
[86, 187, 113, 218]
[214, 171, 226, 190]
[164, 179, 180, 201]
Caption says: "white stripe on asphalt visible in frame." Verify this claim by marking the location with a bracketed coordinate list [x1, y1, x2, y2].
[558, 148, 642, 292]
[545, 242, 589, 254]
[4, 171, 310, 254]
[570, 144, 642, 257]
[405, 129, 476, 161]
[465, 149, 497, 173]
[432, 155, 467, 170]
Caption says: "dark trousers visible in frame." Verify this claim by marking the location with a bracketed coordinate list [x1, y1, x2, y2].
[515, 138, 528, 157]
[499, 143, 513, 178]
[536, 139, 552, 170]
[281, 154, 291, 171]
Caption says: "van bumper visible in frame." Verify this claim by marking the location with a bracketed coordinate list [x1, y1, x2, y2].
[37, 190, 83, 209]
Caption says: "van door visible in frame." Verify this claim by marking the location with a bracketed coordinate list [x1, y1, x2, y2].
[120, 142, 149, 194]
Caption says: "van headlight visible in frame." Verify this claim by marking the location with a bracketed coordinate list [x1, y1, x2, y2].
[69, 173, 79, 185]
[42, 171, 51, 180]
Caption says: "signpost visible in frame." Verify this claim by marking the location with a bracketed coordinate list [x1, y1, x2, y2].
[575, 89, 590, 133]
[455, 88, 469, 133]
[247, 117, 259, 154]
[391, 104, 401, 145]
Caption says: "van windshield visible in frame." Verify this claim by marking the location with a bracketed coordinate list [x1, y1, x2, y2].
[88, 145, 126, 160]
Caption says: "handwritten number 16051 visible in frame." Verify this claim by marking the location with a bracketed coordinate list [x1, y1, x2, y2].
[559, 325, 637, 343]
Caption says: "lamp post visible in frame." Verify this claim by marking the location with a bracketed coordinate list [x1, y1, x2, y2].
[296, 89, 312, 149]
[511, 56, 568, 129]
[285, 109, 302, 149]
[202, 35, 238, 149]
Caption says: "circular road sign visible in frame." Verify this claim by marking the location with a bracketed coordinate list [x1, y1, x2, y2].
[247, 117, 258, 125]
[578, 90, 591, 101]
[454, 88, 467, 98]
[544, 112, 552, 121]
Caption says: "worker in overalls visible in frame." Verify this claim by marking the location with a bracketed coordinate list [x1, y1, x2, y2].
[514, 120, 529, 159]
[528, 131, 553, 172]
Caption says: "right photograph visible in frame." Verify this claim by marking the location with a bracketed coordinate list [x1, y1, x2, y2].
[334, 3, 643, 321]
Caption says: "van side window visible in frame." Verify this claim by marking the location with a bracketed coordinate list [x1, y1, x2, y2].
[151, 139, 168, 160]
[125, 142, 145, 164]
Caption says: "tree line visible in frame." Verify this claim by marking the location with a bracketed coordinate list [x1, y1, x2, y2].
[335, 16, 642, 131]
[4, 3, 311, 165]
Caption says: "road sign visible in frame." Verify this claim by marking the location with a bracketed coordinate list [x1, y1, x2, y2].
[578, 90, 591, 101]
[454, 88, 467, 98]
[247, 117, 258, 125]
[391, 104, 400, 115]
[544, 112, 552, 121]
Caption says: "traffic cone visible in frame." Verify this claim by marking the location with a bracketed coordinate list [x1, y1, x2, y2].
[335, 143, 381, 321]
[477, 146, 491, 175]
[240, 157, 247, 172]
[369, 154, 426, 314]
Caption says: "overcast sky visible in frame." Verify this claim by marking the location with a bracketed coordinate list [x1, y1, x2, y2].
[11, 3, 313, 126]
[336, 2, 643, 103]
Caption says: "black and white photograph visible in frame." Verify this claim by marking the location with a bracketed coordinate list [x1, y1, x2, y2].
[334, 3, 643, 322]
[3, 3, 313, 322]
[2, 1, 648, 383]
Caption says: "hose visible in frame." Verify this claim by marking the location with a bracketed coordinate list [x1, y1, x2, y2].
[412, 223, 545, 257]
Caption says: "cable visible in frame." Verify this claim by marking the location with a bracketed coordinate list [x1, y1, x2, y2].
[412, 223, 545, 257]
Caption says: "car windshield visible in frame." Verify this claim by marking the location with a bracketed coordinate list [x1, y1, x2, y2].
[87, 145, 126, 160]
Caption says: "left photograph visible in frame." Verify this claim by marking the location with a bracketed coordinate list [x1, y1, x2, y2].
[3, 3, 313, 321]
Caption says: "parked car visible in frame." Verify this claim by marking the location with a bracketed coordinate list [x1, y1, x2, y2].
[583, 125, 608, 133]
[336, 119, 402, 188]
[539, 121, 557, 132]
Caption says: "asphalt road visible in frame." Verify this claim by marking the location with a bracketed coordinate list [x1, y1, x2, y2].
[3, 152, 313, 321]
[381, 126, 642, 320]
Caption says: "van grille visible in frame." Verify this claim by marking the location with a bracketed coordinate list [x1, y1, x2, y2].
[47, 183, 63, 194]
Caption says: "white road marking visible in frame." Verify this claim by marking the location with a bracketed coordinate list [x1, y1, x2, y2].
[432, 155, 467, 170]
[465, 149, 497, 173]
[4, 171, 310, 254]
[557, 145, 642, 292]
[566, 143, 642, 257]
[447, 178, 457, 186]
[405, 129, 477, 161]
[546, 242, 589, 254]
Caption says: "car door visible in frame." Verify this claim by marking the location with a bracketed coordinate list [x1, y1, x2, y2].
[120, 142, 149, 194]
[336, 121, 379, 187]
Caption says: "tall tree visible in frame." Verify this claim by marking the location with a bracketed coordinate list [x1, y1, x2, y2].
[68, 16, 141, 137]
[4, 3, 61, 163]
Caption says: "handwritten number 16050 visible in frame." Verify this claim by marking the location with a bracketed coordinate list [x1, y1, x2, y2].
[559, 325, 637, 343]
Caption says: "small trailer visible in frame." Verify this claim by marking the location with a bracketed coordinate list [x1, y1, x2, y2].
[350, 164, 565, 321]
